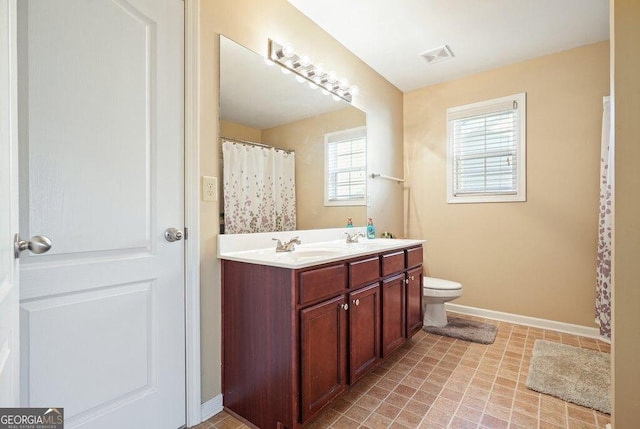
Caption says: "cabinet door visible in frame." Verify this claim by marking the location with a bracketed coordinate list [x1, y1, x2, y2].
[300, 295, 348, 422]
[406, 267, 423, 337]
[349, 283, 381, 383]
[382, 274, 406, 357]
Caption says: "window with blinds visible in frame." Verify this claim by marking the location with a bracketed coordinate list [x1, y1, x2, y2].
[446, 93, 526, 203]
[324, 126, 367, 206]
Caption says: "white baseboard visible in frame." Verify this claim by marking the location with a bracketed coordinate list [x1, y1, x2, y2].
[445, 303, 603, 340]
[200, 394, 223, 423]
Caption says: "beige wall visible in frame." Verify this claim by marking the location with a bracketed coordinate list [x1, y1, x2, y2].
[198, 0, 404, 402]
[262, 107, 367, 229]
[404, 42, 609, 327]
[219, 120, 262, 142]
[612, 0, 640, 425]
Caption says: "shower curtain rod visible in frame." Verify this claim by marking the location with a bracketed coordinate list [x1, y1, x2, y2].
[220, 136, 294, 154]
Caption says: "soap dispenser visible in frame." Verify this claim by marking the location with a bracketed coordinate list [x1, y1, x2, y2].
[346, 217, 353, 228]
[366, 218, 376, 239]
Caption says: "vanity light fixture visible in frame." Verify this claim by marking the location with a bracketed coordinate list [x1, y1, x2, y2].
[268, 39, 359, 103]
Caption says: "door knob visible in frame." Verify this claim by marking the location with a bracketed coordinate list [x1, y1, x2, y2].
[164, 227, 184, 242]
[14, 234, 52, 258]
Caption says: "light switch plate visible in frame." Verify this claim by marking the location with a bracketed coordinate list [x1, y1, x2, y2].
[202, 176, 217, 202]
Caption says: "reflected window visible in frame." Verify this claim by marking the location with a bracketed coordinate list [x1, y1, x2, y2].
[324, 126, 367, 206]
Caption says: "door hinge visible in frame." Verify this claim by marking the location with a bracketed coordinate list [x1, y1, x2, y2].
[184, 227, 188, 240]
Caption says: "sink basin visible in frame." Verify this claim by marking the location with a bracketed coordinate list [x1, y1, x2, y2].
[312, 239, 413, 251]
[286, 248, 348, 260]
[359, 239, 415, 248]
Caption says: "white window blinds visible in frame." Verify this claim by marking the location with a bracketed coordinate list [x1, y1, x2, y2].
[447, 93, 526, 203]
[325, 127, 367, 206]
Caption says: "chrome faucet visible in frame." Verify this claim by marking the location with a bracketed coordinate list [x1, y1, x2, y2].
[272, 236, 301, 252]
[345, 231, 365, 243]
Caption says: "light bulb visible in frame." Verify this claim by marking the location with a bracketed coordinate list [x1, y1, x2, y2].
[350, 85, 360, 96]
[295, 75, 306, 83]
[332, 94, 341, 101]
[282, 43, 295, 58]
[280, 67, 291, 75]
[299, 55, 311, 67]
[338, 79, 349, 89]
[315, 64, 324, 76]
[308, 81, 318, 90]
[328, 71, 338, 82]
[264, 58, 275, 66]
[321, 89, 329, 96]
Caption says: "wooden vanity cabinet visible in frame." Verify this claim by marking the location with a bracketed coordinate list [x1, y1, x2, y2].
[348, 283, 381, 383]
[301, 257, 380, 420]
[380, 246, 424, 356]
[222, 244, 423, 429]
[381, 274, 406, 357]
[406, 266, 423, 337]
[300, 294, 348, 422]
[405, 246, 424, 338]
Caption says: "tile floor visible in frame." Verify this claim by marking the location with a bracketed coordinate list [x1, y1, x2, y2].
[194, 313, 611, 429]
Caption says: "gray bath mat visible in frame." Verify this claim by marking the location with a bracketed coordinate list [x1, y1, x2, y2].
[423, 317, 498, 344]
[526, 339, 611, 414]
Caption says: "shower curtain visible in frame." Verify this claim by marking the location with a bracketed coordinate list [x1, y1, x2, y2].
[596, 96, 612, 340]
[222, 141, 296, 234]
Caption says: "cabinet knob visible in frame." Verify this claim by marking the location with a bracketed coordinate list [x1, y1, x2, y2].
[340, 303, 349, 311]
[353, 299, 360, 306]
[410, 275, 415, 281]
[405, 279, 409, 284]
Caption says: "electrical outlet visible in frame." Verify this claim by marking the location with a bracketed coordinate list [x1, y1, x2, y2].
[202, 176, 217, 202]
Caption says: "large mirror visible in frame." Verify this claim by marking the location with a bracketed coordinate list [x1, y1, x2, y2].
[219, 35, 367, 233]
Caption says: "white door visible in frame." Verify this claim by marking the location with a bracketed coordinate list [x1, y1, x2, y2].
[17, 1, 185, 428]
[0, 0, 20, 407]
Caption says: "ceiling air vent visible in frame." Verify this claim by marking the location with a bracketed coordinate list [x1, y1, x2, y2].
[420, 45, 454, 65]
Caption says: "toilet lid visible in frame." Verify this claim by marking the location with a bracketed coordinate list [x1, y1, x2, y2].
[423, 277, 462, 290]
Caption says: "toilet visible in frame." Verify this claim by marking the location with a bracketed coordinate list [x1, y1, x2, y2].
[423, 276, 463, 327]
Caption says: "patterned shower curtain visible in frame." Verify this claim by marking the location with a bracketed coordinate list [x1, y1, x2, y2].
[596, 96, 612, 340]
[222, 141, 296, 234]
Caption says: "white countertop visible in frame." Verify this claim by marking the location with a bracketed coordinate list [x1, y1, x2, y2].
[218, 228, 424, 269]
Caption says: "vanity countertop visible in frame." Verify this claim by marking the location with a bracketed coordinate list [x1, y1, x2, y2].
[218, 228, 424, 269]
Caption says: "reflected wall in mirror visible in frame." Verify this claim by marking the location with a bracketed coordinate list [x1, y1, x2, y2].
[219, 35, 367, 233]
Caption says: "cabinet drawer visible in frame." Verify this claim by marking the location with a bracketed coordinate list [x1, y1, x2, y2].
[299, 264, 347, 306]
[381, 251, 405, 277]
[406, 246, 423, 269]
[349, 257, 380, 288]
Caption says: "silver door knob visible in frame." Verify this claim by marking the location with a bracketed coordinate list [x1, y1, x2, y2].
[164, 227, 183, 242]
[14, 234, 52, 258]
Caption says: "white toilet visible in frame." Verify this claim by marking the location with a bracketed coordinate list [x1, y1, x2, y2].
[423, 276, 463, 327]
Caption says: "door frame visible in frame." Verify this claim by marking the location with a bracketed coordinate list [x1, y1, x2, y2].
[0, 0, 20, 407]
[184, 0, 202, 426]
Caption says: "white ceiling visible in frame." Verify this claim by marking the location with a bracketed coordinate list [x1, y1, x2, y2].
[288, 0, 610, 92]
